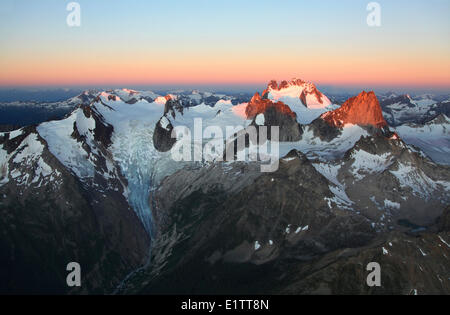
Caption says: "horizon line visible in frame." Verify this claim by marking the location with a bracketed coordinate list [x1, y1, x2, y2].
[1, 82, 449, 93]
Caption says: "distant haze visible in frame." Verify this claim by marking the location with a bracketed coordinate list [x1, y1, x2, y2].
[1, 85, 449, 103]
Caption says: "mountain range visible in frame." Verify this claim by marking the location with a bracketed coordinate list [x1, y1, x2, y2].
[0, 79, 449, 294]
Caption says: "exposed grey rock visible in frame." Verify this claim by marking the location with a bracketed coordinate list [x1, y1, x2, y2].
[307, 118, 341, 142]
[251, 106, 303, 142]
[0, 127, 150, 294]
[153, 117, 176, 152]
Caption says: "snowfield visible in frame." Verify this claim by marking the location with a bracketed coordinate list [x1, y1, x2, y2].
[38, 110, 96, 179]
[37, 93, 253, 235]
[350, 150, 393, 181]
[267, 81, 332, 109]
[395, 115, 450, 165]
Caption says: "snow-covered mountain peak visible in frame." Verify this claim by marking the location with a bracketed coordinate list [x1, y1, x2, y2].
[98, 91, 122, 102]
[263, 78, 332, 109]
[245, 92, 296, 119]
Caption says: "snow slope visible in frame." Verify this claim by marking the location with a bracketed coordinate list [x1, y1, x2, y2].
[37, 93, 251, 235]
[266, 80, 332, 109]
[395, 115, 450, 165]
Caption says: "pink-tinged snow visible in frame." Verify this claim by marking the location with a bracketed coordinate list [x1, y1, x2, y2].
[266, 87, 337, 124]
[110, 89, 160, 103]
[267, 82, 331, 109]
[293, 103, 339, 124]
[231, 103, 248, 119]
[215, 99, 233, 106]
[99, 91, 116, 100]
[154, 96, 168, 105]
[123, 88, 137, 93]
[304, 92, 331, 109]
[112, 89, 137, 102]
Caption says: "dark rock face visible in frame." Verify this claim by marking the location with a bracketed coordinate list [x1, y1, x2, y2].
[338, 132, 450, 230]
[437, 206, 450, 232]
[1, 125, 37, 154]
[153, 117, 176, 152]
[71, 105, 114, 148]
[203, 95, 221, 106]
[278, 230, 450, 295]
[117, 135, 450, 295]
[76, 91, 98, 105]
[0, 125, 21, 132]
[123, 150, 433, 295]
[307, 118, 342, 142]
[124, 150, 344, 294]
[0, 131, 150, 294]
[153, 97, 183, 153]
[343, 132, 398, 160]
[316, 215, 376, 250]
[125, 98, 139, 104]
[433, 101, 450, 119]
[164, 99, 184, 119]
[108, 94, 120, 102]
[224, 110, 303, 161]
[252, 106, 303, 142]
[223, 92, 303, 145]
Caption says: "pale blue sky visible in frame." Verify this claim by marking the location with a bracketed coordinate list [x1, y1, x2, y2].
[0, 0, 449, 90]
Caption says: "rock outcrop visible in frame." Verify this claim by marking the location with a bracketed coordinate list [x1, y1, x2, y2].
[153, 116, 176, 152]
[245, 92, 295, 119]
[321, 91, 387, 128]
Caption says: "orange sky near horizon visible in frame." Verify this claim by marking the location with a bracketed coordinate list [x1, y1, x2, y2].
[1, 48, 449, 88]
[1, 0, 449, 89]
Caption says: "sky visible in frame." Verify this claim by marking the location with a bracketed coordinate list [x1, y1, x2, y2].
[0, 0, 449, 91]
